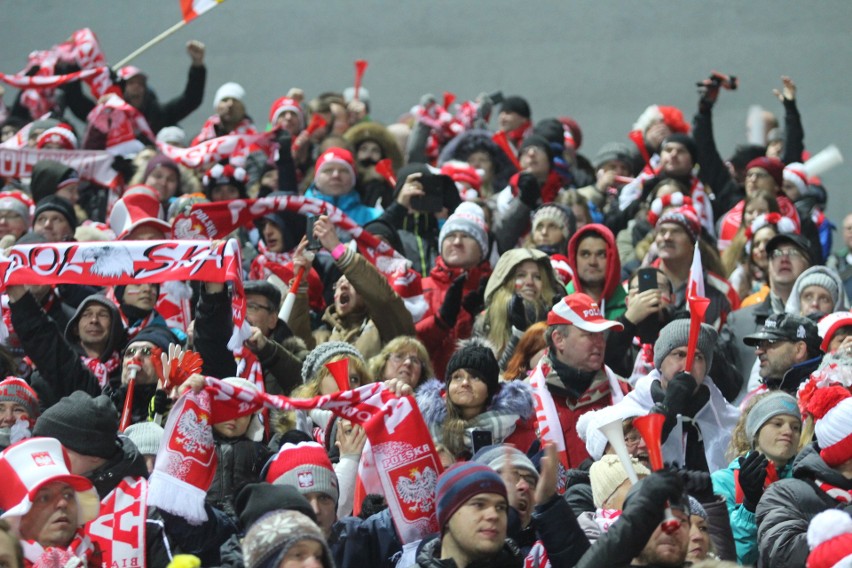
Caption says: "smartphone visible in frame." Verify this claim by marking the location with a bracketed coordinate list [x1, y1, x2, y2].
[411, 174, 453, 213]
[471, 429, 494, 455]
[305, 216, 321, 251]
[637, 268, 658, 293]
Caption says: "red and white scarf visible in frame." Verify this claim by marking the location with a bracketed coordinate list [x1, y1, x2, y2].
[0, 239, 249, 350]
[0, 145, 120, 188]
[23, 531, 99, 568]
[190, 116, 257, 149]
[205, 378, 443, 543]
[85, 476, 147, 568]
[82, 352, 121, 389]
[159, 132, 271, 170]
[815, 478, 852, 504]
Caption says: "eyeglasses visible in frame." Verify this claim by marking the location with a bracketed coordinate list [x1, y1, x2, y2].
[390, 353, 423, 366]
[770, 248, 805, 260]
[246, 302, 274, 313]
[500, 468, 538, 487]
[125, 346, 154, 358]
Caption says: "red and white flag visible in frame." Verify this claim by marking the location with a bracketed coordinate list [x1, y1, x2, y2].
[180, 0, 226, 23]
[529, 362, 569, 484]
[205, 379, 443, 543]
[687, 240, 705, 301]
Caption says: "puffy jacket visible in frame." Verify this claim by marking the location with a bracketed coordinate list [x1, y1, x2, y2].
[756, 444, 852, 568]
[413, 535, 524, 568]
[712, 454, 794, 565]
[206, 434, 270, 523]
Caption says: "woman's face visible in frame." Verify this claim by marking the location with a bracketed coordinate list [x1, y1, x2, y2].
[744, 196, 770, 228]
[262, 221, 285, 253]
[383, 348, 424, 387]
[319, 363, 363, 395]
[145, 165, 180, 201]
[686, 515, 712, 562]
[751, 226, 777, 270]
[447, 369, 489, 415]
[533, 219, 564, 247]
[466, 151, 494, 184]
[513, 260, 544, 302]
[756, 414, 802, 465]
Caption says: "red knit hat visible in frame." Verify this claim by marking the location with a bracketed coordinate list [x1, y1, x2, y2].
[109, 187, 171, 240]
[656, 204, 701, 242]
[808, 386, 852, 467]
[746, 156, 785, 188]
[647, 192, 693, 227]
[807, 509, 852, 568]
[36, 124, 77, 150]
[818, 311, 852, 353]
[314, 148, 356, 182]
[268, 96, 305, 129]
[547, 293, 624, 332]
[265, 442, 339, 502]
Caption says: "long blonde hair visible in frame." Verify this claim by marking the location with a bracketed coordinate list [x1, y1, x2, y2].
[485, 263, 556, 357]
[291, 354, 372, 398]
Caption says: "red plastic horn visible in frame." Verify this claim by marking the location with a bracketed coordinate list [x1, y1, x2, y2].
[118, 359, 142, 432]
[306, 113, 328, 136]
[375, 159, 397, 187]
[491, 130, 521, 170]
[442, 91, 456, 111]
[686, 296, 710, 372]
[325, 358, 351, 392]
[353, 60, 369, 101]
[633, 413, 666, 471]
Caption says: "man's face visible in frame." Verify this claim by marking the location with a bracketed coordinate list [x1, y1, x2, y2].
[145, 165, 180, 202]
[126, 225, 166, 241]
[261, 221, 284, 253]
[122, 341, 158, 385]
[316, 164, 354, 197]
[767, 244, 810, 289]
[843, 214, 852, 249]
[575, 236, 607, 290]
[55, 183, 79, 206]
[34, 211, 73, 242]
[635, 509, 690, 567]
[755, 339, 804, 380]
[216, 97, 246, 126]
[333, 276, 365, 318]
[745, 168, 778, 198]
[658, 142, 693, 177]
[442, 231, 481, 269]
[305, 492, 337, 538]
[799, 285, 834, 316]
[597, 159, 632, 180]
[356, 140, 383, 167]
[123, 283, 158, 311]
[781, 179, 802, 202]
[18, 482, 79, 548]
[496, 467, 537, 528]
[659, 346, 707, 389]
[246, 293, 279, 335]
[77, 303, 111, 347]
[467, 151, 494, 184]
[444, 493, 508, 561]
[276, 110, 302, 135]
[210, 184, 241, 202]
[123, 76, 147, 107]
[519, 145, 550, 180]
[498, 111, 526, 132]
[551, 325, 606, 373]
[0, 400, 30, 428]
[655, 223, 693, 266]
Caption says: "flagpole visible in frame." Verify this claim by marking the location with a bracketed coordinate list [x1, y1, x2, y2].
[112, 20, 187, 70]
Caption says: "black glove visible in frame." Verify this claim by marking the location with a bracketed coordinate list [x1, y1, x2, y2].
[461, 277, 488, 316]
[738, 451, 769, 512]
[680, 469, 715, 503]
[517, 172, 540, 209]
[661, 372, 698, 415]
[697, 79, 721, 113]
[439, 274, 466, 327]
[111, 156, 136, 182]
[276, 128, 293, 153]
[626, 470, 684, 515]
[509, 293, 530, 333]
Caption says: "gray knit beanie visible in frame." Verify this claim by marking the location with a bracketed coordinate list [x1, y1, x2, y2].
[124, 421, 165, 455]
[745, 391, 801, 445]
[796, 271, 840, 307]
[653, 319, 717, 372]
[473, 444, 539, 483]
[301, 341, 365, 383]
[242, 510, 333, 568]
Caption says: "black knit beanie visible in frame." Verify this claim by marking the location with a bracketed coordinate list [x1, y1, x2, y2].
[445, 339, 500, 401]
[236, 483, 317, 531]
[33, 392, 120, 459]
[128, 325, 182, 351]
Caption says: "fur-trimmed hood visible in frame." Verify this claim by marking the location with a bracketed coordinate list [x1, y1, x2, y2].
[415, 377, 535, 426]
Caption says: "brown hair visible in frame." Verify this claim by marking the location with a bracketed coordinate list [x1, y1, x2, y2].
[368, 336, 435, 386]
[503, 321, 548, 380]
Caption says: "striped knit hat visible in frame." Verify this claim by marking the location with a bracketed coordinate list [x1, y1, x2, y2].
[808, 386, 852, 467]
[0, 377, 39, 424]
[435, 462, 506, 530]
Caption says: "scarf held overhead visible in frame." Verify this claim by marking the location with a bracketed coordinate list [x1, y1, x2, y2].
[0, 239, 249, 350]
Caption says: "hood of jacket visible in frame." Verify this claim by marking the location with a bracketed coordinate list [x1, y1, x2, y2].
[415, 377, 535, 427]
[567, 224, 622, 302]
[785, 265, 848, 315]
[30, 159, 77, 203]
[428, 255, 491, 289]
[90, 435, 149, 497]
[484, 247, 560, 303]
[65, 294, 127, 361]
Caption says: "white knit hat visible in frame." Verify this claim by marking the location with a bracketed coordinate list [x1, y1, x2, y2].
[214, 82, 246, 109]
[588, 454, 650, 509]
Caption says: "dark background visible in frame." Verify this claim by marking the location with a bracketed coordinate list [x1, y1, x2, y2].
[3, 1, 851, 226]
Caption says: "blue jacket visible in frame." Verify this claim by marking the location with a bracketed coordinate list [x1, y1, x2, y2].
[711, 454, 794, 565]
[305, 186, 380, 227]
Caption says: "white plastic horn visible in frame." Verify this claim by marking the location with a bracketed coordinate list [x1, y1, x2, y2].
[804, 145, 844, 178]
[598, 417, 639, 484]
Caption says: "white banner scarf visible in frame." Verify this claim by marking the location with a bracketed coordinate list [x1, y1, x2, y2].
[529, 361, 570, 492]
[0, 239, 249, 350]
[157, 132, 272, 169]
[0, 146, 120, 188]
[206, 378, 443, 543]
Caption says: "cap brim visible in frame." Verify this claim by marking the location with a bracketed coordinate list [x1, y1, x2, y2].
[574, 319, 624, 333]
[3, 474, 98, 520]
[743, 331, 787, 346]
[119, 219, 171, 240]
